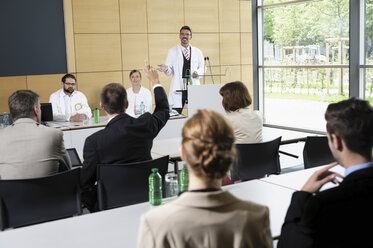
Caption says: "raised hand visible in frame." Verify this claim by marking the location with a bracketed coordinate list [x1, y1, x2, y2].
[144, 60, 161, 87]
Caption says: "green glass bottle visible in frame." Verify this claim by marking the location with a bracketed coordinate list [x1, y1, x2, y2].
[149, 168, 162, 206]
[179, 164, 189, 193]
[94, 108, 100, 124]
[187, 77, 192, 86]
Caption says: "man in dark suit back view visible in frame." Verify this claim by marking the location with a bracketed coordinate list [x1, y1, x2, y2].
[278, 98, 373, 248]
[81, 62, 169, 211]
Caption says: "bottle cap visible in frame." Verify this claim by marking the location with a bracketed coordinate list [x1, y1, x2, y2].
[151, 168, 158, 173]
[3, 112, 7, 114]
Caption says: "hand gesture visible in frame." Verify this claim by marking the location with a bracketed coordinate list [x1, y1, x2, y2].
[158, 64, 168, 72]
[301, 162, 343, 193]
[144, 60, 161, 87]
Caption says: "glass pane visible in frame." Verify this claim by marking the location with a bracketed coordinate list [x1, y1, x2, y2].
[365, 68, 373, 105]
[263, 0, 349, 66]
[366, 0, 373, 64]
[264, 68, 349, 131]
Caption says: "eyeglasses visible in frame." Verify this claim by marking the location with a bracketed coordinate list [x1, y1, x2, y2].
[180, 33, 191, 37]
[64, 82, 76, 86]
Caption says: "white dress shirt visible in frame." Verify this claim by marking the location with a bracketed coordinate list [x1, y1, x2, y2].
[126, 86, 153, 118]
[49, 89, 92, 121]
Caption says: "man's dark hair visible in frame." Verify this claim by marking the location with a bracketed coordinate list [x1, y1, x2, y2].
[8, 90, 39, 121]
[100, 83, 127, 115]
[325, 97, 373, 160]
[180, 26, 192, 36]
[62, 73, 76, 83]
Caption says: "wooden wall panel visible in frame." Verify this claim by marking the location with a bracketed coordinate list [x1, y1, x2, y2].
[241, 33, 252, 65]
[220, 33, 241, 65]
[147, 0, 184, 33]
[77, 71, 123, 111]
[148, 34, 178, 66]
[184, 0, 219, 33]
[191, 33, 220, 67]
[27, 74, 65, 103]
[240, 1, 252, 33]
[72, 0, 120, 33]
[201, 66, 221, 85]
[122, 34, 149, 70]
[120, 0, 147, 33]
[241, 65, 254, 96]
[0, 76, 27, 113]
[221, 65, 241, 85]
[219, 0, 240, 32]
[75, 34, 122, 72]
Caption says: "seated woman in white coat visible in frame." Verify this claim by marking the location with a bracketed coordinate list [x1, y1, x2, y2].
[137, 109, 272, 248]
[219, 81, 263, 143]
[126, 70, 153, 118]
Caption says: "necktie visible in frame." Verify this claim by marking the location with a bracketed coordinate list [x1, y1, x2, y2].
[184, 48, 189, 60]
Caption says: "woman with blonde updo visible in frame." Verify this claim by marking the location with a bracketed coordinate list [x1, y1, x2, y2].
[137, 110, 272, 248]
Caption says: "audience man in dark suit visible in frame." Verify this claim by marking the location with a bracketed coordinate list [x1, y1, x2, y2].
[81, 61, 169, 210]
[278, 98, 373, 248]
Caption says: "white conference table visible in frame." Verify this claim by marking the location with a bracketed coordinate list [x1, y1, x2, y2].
[0, 180, 294, 248]
[260, 164, 345, 191]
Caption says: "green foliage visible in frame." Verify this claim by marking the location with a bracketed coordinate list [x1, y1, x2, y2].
[264, 0, 349, 46]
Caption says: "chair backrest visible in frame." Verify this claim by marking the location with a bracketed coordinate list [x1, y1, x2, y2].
[232, 137, 281, 181]
[303, 136, 335, 169]
[97, 155, 169, 211]
[0, 168, 82, 230]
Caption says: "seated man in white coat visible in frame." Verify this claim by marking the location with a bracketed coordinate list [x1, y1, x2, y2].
[158, 26, 205, 113]
[49, 74, 92, 122]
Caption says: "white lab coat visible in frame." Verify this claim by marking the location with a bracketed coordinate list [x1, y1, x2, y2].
[164, 44, 205, 108]
[49, 89, 92, 121]
[126, 86, 153, 118]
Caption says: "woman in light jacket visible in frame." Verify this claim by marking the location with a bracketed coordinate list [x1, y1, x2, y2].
[137, 109, 272, 248]
[219, 81, 263, 144]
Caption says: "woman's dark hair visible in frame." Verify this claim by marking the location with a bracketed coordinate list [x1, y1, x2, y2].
[182, 109, 236, 179]
[129, 70, 141, 79]
[219, 81, 252, 112]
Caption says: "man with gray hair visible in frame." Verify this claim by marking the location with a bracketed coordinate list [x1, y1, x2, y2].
[0, 90, 71, 179]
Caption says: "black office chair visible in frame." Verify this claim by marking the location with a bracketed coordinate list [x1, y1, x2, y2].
[303, 136, 335, 169]
[0, 168, 82, 230]
[97, 155, 169, 211]
[232, 137, 282, 182]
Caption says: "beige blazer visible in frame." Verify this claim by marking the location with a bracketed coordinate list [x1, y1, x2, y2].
[137, 191, 272, 248]
[0, 118, 71, 179]
[225, 108, 263, 144]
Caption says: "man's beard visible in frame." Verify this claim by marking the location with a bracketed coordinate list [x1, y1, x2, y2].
[64, 88, 74, 94]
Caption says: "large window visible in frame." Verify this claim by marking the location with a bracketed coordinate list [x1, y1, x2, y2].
[254, 0, 371, 132]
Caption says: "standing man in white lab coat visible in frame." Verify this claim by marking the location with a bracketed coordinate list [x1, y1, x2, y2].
[49, 74, 92, 122]
[158, 26, 205, 113]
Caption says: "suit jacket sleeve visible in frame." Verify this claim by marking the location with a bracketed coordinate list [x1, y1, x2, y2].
[278, 191, 314, 248]
[57, 131, 72, 170]
[81, 136, 99, 189]
[137, 215, 156, 248]
[148, 86, 169, 137]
